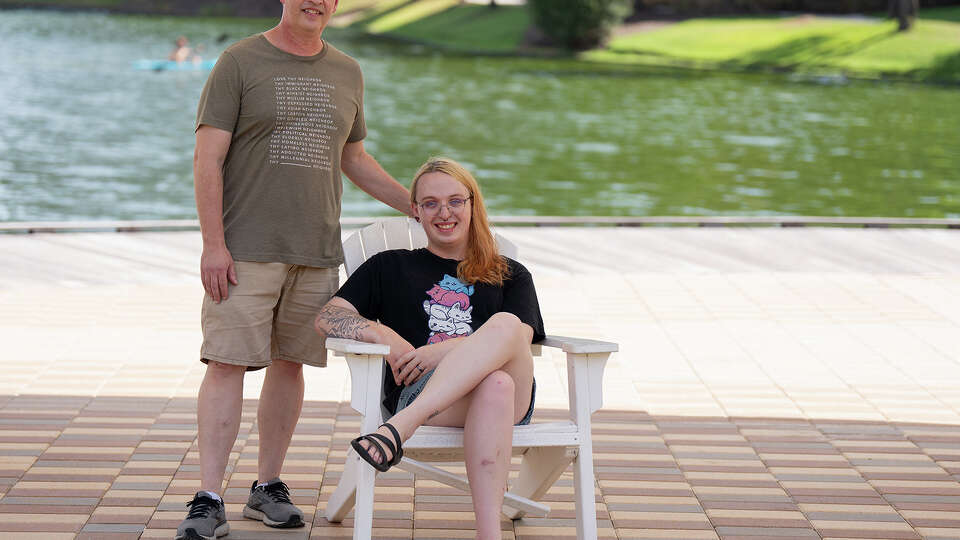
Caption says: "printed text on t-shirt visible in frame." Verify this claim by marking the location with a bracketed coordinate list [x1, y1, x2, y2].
[269, 76, 338, 170]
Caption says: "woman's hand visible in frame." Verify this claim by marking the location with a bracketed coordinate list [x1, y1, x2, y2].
[381, 330, 415, 385]
[394, 339, 463, 386]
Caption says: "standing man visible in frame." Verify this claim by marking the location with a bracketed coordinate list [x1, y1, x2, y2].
[176, 1, 410, 539]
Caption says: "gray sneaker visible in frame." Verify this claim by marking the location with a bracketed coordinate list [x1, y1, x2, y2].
[175, 492, 228, 540]
[242, 478, 305, 528]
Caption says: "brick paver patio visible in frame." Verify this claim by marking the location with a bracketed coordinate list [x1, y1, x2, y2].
[1, 228, 959, 539]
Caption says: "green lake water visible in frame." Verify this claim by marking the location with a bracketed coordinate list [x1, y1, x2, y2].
[1, 10, 958, 221]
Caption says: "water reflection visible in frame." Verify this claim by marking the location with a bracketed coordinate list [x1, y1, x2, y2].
[0, 10, 958, 221]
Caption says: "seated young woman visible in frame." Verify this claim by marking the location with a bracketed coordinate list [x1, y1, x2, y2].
[313, 157, 544, 540]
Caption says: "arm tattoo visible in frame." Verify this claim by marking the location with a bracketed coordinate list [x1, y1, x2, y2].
[316, 305, 372, 341]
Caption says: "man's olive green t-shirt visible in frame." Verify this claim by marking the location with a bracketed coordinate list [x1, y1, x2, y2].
[196, 34, 365, 267]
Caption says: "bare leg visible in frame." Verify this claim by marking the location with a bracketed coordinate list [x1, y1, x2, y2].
[198, 360, 246, 493]
[257, 359, 304, 481]
[390, 312, 533, 441]
[357, 312, 534, 538]
[388, 369, 528, 539]
[463, 371, 515, 540]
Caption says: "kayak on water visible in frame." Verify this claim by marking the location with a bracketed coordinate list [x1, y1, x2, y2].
[132, 59, 217, 71]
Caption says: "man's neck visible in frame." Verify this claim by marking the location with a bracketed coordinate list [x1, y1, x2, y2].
[264, 24, 325, 56]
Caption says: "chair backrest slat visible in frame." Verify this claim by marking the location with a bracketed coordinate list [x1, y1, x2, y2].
[345, 217, 518, 277]
[410, 221, 428, 249]
[359, 221, 388, 261]
[496, 234, 518, 260]
[383, 217, 413, 250]
[342, 230, 366, 276]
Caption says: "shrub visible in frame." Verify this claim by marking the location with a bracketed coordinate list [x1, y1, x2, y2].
[529, 0, 634, 50]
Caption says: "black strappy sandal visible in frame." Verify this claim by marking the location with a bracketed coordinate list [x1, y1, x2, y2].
[350, 422, 404, 472]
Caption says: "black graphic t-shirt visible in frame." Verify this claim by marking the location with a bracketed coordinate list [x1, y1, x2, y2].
[335, 248, 546, 414]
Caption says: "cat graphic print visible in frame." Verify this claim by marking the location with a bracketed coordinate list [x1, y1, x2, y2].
[423, 274, 474, 345]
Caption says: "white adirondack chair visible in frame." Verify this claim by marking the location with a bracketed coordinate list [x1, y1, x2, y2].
[324, 217, 617, 540]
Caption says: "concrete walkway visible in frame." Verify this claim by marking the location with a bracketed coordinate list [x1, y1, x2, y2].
[1, 227, 959, 539]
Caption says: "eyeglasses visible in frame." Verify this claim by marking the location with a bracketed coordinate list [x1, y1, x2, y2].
[416, 196, 471, 215]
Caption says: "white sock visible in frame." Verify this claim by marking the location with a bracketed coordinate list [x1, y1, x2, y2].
[256, 478, 278, 490]
[201, 490, 222, 502]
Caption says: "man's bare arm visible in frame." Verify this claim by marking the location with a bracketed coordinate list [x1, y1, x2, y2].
[194, 125, 237, 303]
[341, 140, 411, 215]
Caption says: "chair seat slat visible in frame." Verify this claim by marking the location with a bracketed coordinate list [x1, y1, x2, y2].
[405, 422, 581, 453]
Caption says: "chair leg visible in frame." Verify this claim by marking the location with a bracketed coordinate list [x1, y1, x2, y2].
[325, 448, 377, 540]
[572, 444, 598, 540]
[502, 446, 573, 520]
[352, 450, 376, 540]
[325, 448, 359, 523]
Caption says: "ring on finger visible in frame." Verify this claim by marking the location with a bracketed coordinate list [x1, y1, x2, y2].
[417, 365, 425, 373]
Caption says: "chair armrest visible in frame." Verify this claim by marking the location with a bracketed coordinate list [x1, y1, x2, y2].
[541, 335, 616, 418]
[541, 335, 618, 354]
[325, 337, 390, 356]
[328, 338, 387, 425]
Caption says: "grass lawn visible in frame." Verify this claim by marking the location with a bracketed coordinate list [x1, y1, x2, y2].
[586, 9, 960, 82]
[342, 0, 530, 53]
[918, 5, 960, 22]
[339, 1, 960, 81]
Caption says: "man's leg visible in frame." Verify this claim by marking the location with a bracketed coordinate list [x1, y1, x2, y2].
[257, 264, 335, 479]
[256, 358, 304, 481]
[241, 358, 306, 529]
[198, 360, 246, 492]
[241, 265, 334, 529]
[177, 360, 244, 540]
[183, 261, 287, 539]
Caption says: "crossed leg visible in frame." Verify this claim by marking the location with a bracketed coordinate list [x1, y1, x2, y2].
[361, 312, 535, 540]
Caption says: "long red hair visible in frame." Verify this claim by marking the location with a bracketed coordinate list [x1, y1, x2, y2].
[411, 157, 509, 286]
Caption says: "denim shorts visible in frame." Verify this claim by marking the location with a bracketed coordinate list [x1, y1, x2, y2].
[396, 370, 535, 426]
